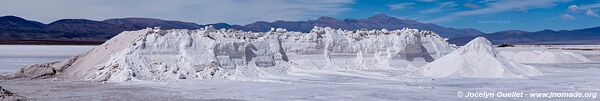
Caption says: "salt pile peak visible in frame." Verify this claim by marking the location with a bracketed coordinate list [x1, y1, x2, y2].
[417, 37, 542, 78]
[4, 26, 456, 82]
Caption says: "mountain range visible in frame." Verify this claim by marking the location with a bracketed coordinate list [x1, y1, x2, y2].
[449, 27, 600, 45]
[0, 14, 598, 45]
[0, 16, 207, 44]
[225, 14, 484, 38]
[0, 14, 485, 44]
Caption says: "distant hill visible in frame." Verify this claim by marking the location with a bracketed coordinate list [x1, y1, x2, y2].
[2, 15, 599, 45]
[0, 16, 46, 29]
[449, 27, 600, 45]
[228, 14, 484, 38]
[0, 16, 206, 45]
[8, 15, 600, 45]
[102, 18, 204, 30]
[205, 23, 233, 29]
[48, 19, 129, 34]
[0, 16, 111, 44]
[0, 15, 487, 44]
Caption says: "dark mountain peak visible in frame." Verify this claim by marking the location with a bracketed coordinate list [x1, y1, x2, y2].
[494, 30, 529, 33]
[47, 19, 128, 34]
[103, 18, 164, 24]
[343, 18, 359, 22]
[247, 21, 271, 26]
[0, 15, 46, 29]
[368, 14, 396, 20]
[273, 20, 292, 23]
[0, 15, 26, 21]
[102, 17, 202, 29]
[541, 29, 555, 31]
[206, 23, 232, 29]
[103, 17, 196, 24]
[317, 16, 337, 21]
[50, 19, 106, 25]
[207, 23, 230, 26]
[106, 17, 161, 21]
[236, 21, 274, 32]
[536, 29, 557, 33]
[256, 21, 270, 24]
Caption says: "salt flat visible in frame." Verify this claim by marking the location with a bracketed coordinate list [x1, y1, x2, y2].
[2, 63, 599, 101]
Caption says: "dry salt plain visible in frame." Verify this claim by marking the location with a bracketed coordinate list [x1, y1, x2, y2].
[1, 27, 600, 101]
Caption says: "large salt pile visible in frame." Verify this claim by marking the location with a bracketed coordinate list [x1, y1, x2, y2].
[3, 26, 455, 82]
[417, 37, 542, 78]
[500, 51, 592, 63]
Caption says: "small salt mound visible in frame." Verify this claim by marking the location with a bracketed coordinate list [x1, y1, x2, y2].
[417, 37, 542, 78]
[500, 51, 592, 63]
[0, 86, 26, 100]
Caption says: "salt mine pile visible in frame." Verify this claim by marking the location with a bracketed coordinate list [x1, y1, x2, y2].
[417, 37, 542, 78]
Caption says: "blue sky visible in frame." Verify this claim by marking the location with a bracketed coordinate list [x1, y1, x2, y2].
[1, 0, 600, 33]
[339, 0, 600, 33]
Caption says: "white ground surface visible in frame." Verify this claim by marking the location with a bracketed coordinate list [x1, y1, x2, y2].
[1, 45, 599, 101]
[497, 45, 600, 62]
[0, 45, 94, 73]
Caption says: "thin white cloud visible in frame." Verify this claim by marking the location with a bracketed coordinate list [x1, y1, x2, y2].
[560, 13, 576, 20]
[514, 7, 529, 13]
[387, 3, 415, 10]
[0, 0, 354, 24]
[479, 0, 499, 3]
[420, 2, 457, 14]
[568, 5, 579, 13]
[418, 0, 436, 3]
[427, 0, 564, 23]
[585, 9, 599, 17]
[463, 2, 482, 9]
